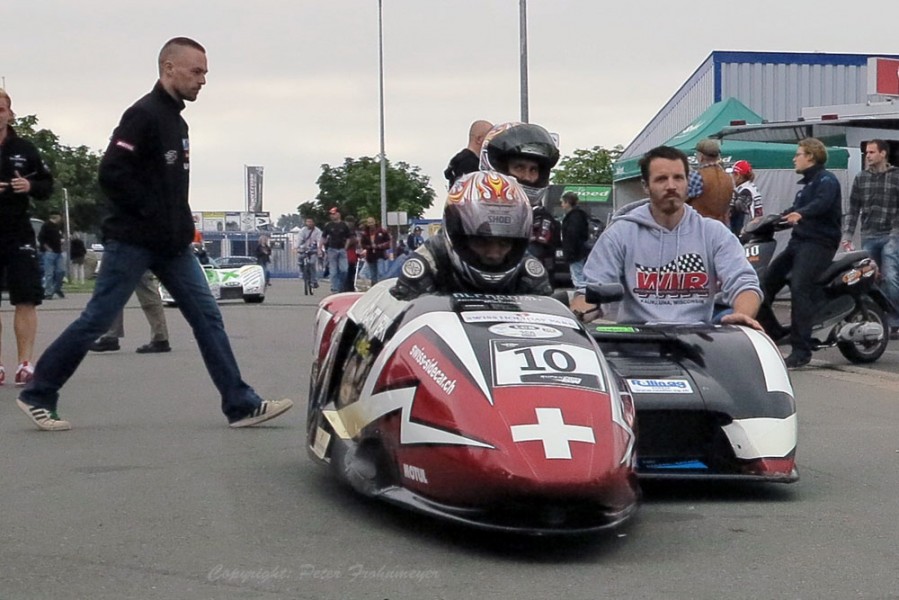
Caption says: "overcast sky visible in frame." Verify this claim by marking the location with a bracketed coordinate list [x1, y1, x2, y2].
[6, 0, 898, 220]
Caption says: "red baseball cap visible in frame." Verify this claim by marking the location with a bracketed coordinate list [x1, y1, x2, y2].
[732, 160, 752, 176]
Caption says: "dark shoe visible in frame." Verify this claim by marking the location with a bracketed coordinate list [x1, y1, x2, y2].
[766, 325, 791, 345]
[56, 290, 65, 298]
[783, 353, 811, 369]
[135, 340, 171, 354]
[89, 337, 120, 352]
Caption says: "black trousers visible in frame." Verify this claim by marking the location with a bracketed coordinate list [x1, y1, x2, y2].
[756, 238, 836, 358]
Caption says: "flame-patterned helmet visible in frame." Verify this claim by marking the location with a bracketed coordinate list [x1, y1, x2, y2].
[479, 122, 560, 207]
[443, 171, 533, 291]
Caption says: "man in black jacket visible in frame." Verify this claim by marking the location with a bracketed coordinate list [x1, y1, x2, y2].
[0, 88, 54, 387]
[16, 37, 292, 431]
[560, 192, 590, 290]
[755, 137, 842, 368]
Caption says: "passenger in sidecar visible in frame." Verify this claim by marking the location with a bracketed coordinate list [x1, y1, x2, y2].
[571, 145, 763, 330]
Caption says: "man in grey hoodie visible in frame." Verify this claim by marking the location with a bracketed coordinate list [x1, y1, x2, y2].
[572, 146, 762, 328]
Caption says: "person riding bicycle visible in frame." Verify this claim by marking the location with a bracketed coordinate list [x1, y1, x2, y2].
[478, 122, 561, 276]
[390, 171, 552, 300]
[298, 217, 322, 288]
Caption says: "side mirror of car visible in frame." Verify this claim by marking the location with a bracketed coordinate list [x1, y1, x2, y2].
[585, 283, 624, 305]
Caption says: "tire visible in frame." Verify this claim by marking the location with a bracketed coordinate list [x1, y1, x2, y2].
[303, 262, 313, 296]
[301, 257, 315, 296]
[244, 294, 265, 304]
[837, 296, 889, 363]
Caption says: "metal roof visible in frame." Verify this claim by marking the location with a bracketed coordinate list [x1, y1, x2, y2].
[714, 114, 899, 146]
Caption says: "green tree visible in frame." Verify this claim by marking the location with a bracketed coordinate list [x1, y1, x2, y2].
[303, 156, 436, 224]
[552, 145, 623, 185]
[276, 213, 304, 230]
[14, 114, 104, 233]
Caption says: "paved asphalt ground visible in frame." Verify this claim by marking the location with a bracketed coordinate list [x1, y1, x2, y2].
[1, 280, 898, 599]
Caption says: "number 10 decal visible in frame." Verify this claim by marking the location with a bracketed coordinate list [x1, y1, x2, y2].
[514, 347, 577, 373]
[491, 340, 605, 390]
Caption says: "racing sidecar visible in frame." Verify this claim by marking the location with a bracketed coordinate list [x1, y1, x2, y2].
[307, 282, 640, 535]
[588, 322, 798, 482]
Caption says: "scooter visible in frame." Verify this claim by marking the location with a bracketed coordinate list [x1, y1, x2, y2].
[741, 214, 893, 364]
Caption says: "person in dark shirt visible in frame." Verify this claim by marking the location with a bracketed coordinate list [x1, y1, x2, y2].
[0, 87, 54, 387]
[406, 226, 424, 251]
[319, 207, 352, 293]
[38, 211, 65, 299]
[69, 237, 87, 284]
[560, 192, 590, 290]
[360, 216, 391, 284]
[755, 138, 842, 368]
[16, 37, 292, 431]
[443, 120, 492, 186]
[344, 216, 360, 292]
[255, 234, 272, 286]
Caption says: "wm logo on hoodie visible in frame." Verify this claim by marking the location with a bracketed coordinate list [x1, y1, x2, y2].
[635, 253, 710, 298]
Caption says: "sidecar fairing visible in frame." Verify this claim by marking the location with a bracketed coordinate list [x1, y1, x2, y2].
[589, 323, 798, 483]
[307, 282, 640, 534]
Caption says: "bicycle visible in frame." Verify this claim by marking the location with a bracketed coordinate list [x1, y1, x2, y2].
[300, 250, 317, 296]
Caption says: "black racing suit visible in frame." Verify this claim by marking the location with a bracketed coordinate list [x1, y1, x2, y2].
[98, 81, 196, 255]
[1, 126, 53, 304]
[390, 233, 553, 300]
[0, 126, 53, 246]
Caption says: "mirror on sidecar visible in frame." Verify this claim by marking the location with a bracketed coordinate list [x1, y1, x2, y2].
[585, 283, 624, 305]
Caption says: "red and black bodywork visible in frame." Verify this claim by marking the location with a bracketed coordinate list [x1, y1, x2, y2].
[307, 283, 640, 534]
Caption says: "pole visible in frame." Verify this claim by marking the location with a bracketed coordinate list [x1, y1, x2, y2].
[63, 188, 71, 281]
[378, 0, 388, 227]
[519, 0, 529, 123]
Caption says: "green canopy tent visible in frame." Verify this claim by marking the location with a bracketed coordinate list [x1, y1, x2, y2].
[612, 97, 849, 182]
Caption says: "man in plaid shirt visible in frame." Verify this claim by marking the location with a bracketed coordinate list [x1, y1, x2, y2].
[842, 139, 899, 338]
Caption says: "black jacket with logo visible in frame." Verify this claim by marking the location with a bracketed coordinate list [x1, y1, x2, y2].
[0, 126, 53, 245]
[99, 82, 195, 255]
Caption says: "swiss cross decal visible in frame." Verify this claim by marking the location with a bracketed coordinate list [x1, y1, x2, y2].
[510, 407, 595, 459]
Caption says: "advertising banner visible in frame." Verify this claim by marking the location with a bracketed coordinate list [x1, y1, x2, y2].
[225, 212, 241, 232]
[245, 165, 264, 212]
[204, 211, 225, 232]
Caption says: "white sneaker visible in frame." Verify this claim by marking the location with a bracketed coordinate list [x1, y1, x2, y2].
[16, 398, 72, 431]
[229, 398, 293, 428]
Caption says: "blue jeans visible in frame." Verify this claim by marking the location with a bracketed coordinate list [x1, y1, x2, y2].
[20, 240, 263, 422]
[326, 248, 348, 293]
[42, 251, 64, 296]
[862, 235, 899, 328]
[568, 260, 586, 291]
